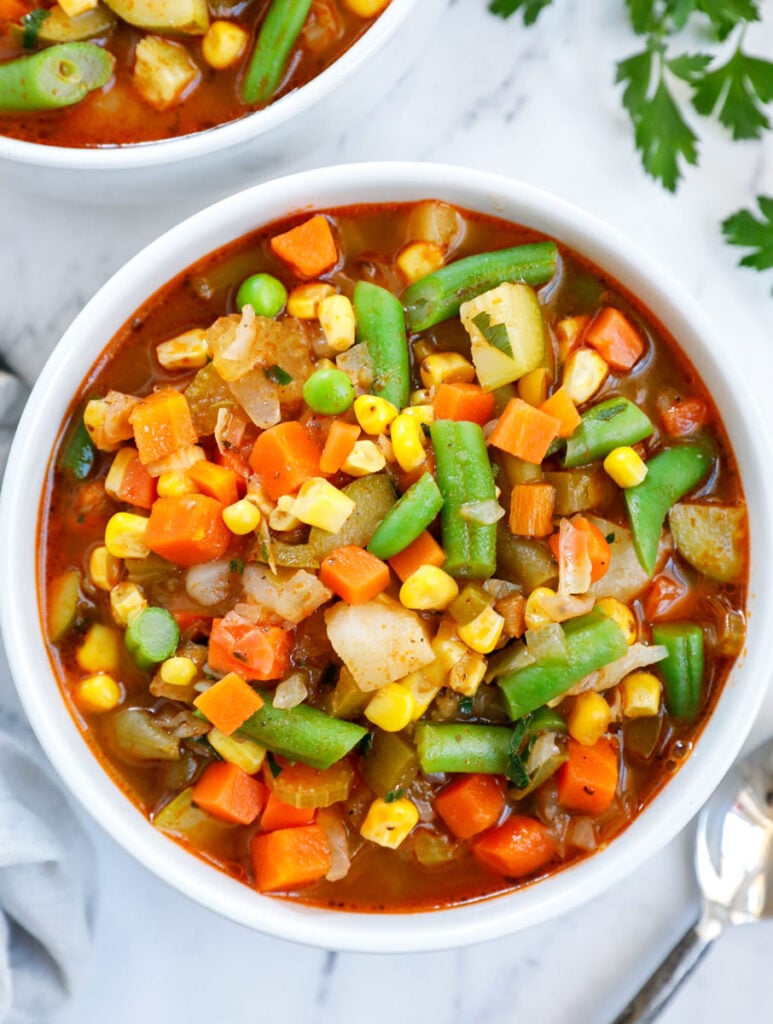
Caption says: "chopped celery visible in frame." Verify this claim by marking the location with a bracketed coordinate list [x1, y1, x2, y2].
[360, 730, 419, 799]
[268, 759, 354, 809]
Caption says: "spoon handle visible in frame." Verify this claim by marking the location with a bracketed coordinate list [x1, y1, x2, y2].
[610, 913, 721, 1024]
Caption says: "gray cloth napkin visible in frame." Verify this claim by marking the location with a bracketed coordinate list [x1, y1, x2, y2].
[0, 364, 94, 1023]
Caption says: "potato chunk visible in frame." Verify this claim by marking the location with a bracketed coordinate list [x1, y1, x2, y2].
[668, 503, 746, 583]
[133, 36, 200, 111]
[461, 283, 546, 392]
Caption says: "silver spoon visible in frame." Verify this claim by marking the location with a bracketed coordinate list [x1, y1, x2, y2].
[612, 735, 773, 1024]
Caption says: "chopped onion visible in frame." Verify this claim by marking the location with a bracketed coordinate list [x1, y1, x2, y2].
[566, 816, 597, 852]
[540, 591, 594, 623]
[214, 407, 248, 455]
[228, 370, 281, 429]
[483, 578, 521, 601]
[336, 343, 374, 388]
[209, 307, 257, 382]
[569, 643, 668, 695]
[185, 559, 233, 607]
[272, 672, 308, 710]
[460, 500, 505, 525]
[587, 515, 671, 603]
[526, 623, 567, 662]
[242, 565, 333, 624]
[526, 731, 560, 775]
[317, 809, 351, 882]
[111, 709, 180, 763]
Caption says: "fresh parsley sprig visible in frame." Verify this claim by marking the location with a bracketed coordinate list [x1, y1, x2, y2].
[489, 0, 773, 283]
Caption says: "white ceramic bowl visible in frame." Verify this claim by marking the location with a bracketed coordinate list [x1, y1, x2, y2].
[2, 162, 772, 952]
[0, 1, 437, 203]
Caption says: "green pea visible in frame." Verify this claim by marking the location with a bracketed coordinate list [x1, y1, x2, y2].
[303, 368, 355, 415]
[236, 273, 287, 317]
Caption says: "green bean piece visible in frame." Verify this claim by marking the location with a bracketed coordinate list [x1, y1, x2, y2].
[353, 281, 410, 411]
[415, 722, 514, 774]
[59, 417, 96, 480]
[360, 730, 419, 799]
[238, 695, 368, 770]
[497, 610, 628, 720]
[403, 242, 559, 333]
[125, 607, 180, 672]
[624, 443, 713, 575]
[0, 43, 113, 111]
[563, 397, 654, 468]
[430, 419, 497, 579]
[652, 623, 705, 721]
[527, 706, 568, 734]
[367, 472, 443, 560]
[241, 0, 313, 105]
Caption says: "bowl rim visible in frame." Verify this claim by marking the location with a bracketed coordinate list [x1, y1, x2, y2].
[3, 161, 772, 953]
[0, 0, 421, 170]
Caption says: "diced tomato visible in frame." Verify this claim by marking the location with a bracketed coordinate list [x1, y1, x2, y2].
[208, 616, 293, 681]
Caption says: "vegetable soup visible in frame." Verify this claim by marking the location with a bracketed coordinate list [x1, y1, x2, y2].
[0, 0, 388, 147]
[41, 201, 747, 911]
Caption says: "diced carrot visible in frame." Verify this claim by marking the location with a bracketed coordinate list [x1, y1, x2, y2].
[471, 816, 556, 878]
[433, 383, 496, 426]
[260, 791, 317, 832]
[387, 530, 446, 582]
[435, 774, 505, 840]
[488, 398, 562, 464]
[539, 387, 582, 438]
[193, 671, 264, 735]
[129, 388, 198, 465]
[208, 616, 292, 682]
[192, 762, 267, 825]
[319, 545, 391, 605]
[249, 421, 323, 501]
[0, 0, 31, 22]
[145, 494, 231, 567]
[250, 825, 331, 892]
[584, 308, 644, 371]
[319, 420, 360, 475]
[110, 448, 156, 509]
[509, 483, 555, 537]
[574, 516, 611, 583]
[270, 215, 339, 279]
[188, 461, 240, 507]
[661, 397, 709, 437]
[557, 737, 619, 815]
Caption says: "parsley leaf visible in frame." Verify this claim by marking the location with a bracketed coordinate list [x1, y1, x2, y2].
[229, 558, 245, 575]
[489, 0, 553, 24]
[692, 47, 773, 139]
[21, 8, 49, 49]
[264, 364, 293, 386]
[266, 752, 282, 778]
[385, 788, 405, 803]
[472, 310, 514, 358]
[722, 196, 773, 271]
[506, 720, 530, 788]
[617, 47, 699, 191]
[696, 0, 760, 40]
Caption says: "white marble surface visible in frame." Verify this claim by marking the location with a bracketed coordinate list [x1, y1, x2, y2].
[2, 2, 773, 1022]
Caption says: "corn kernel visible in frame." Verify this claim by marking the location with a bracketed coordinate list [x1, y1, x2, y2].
[425, 618, 468, 685]
[420, 352, 476, 388]
[597, 597, 637, 645]
[268, 495, 301, 532]
[157, 470, 198, 497]
[340, 439, 386, 477]
[360, 796, 419, 849]
[155, 328, 210, 370]
[556, 315, 590, 363]
[315, 357, 337, 372]
[400, 565, 459, 611]
[568, 691, 611, 746]
[223, 498, 262, 535]
[562, 348, 608, 404]
[396, 241, 445, 283]
[208, 728, 266, 774]
[110, 581, 147, 627]
[400, 403, 434, 425]
[364, 682, 416, 732]
[413, 339, 435, 362]
[146, 444, 206, 479]
[621, 671, 661, 718]
[390, 413, 426, 473]
[201, 20, 248, 70]
[75, 674, 122, 713]
[89, 546, 122, 591]
[458, 605, 505, 654]
[517, 367, 550, 407]
[59, 0, 98, 19]
[604, 447, 648, 488]
[290, 477, 355, 533]
[76, 623, 120, 673]
[398, 671, 440, 720]
[104, 512, 150, 559]
[524, 587, 559, 631]
[354, 394, 398, 434]
[104, 448, 140, 500]
[410, 388, 433, 406]
[447, 650, 487, 697]
[159, 656, 198, 687]
[287, 282, 336, 320]
[318, 294, 356, 353]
